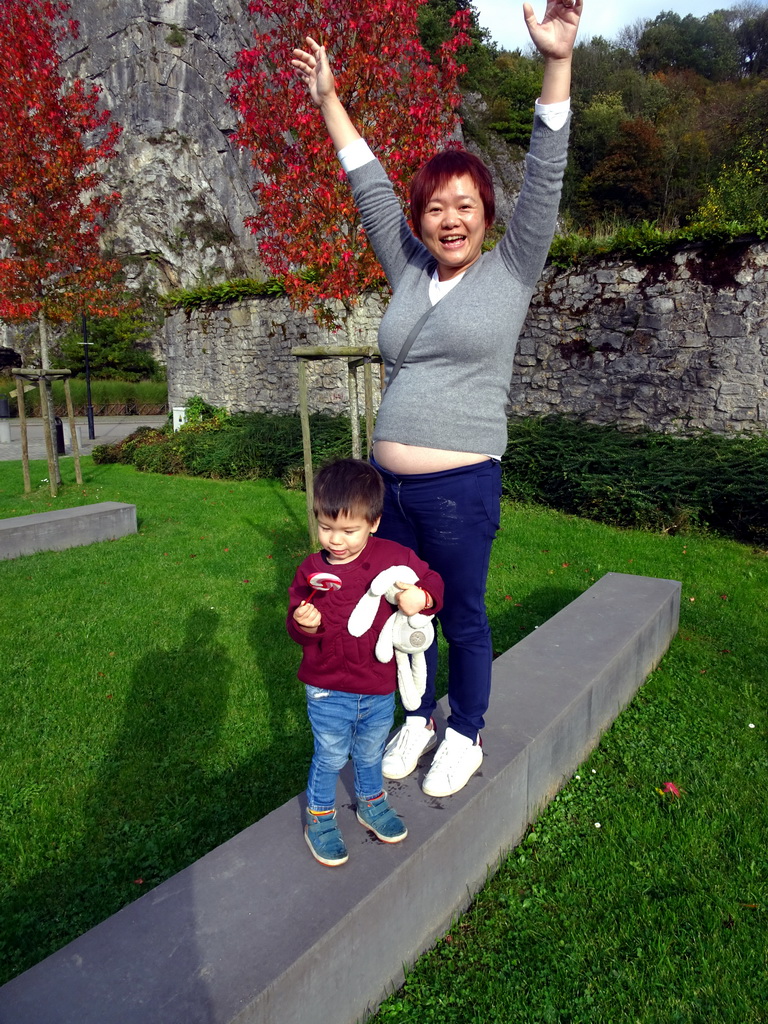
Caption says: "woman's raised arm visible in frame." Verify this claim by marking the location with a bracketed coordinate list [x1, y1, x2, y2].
[523, 0, 582, 103]
[291, 36, 361, 154]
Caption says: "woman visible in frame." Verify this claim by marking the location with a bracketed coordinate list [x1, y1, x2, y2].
[292, 0, 582, 798]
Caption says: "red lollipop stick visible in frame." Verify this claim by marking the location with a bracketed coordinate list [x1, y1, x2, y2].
[304, 570, 343, 603]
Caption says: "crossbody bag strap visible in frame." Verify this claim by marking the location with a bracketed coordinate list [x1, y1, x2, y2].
[384, 303, 436, 392]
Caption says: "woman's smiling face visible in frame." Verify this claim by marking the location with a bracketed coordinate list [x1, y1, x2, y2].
[419, 173, 487, 281]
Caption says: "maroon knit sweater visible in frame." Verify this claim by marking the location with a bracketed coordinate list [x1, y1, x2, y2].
[286, 535, 444, 695]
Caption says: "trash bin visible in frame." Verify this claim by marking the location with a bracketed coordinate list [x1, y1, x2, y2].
[0, 396, 9, 444]
[55, 416, 65, 455]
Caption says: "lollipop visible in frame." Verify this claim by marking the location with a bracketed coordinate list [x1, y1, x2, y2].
[304, 570, 343, 603]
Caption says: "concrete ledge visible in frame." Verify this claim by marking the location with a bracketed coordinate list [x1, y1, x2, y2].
[0, 572, 680, 1024]
[0, 502, 137, 560]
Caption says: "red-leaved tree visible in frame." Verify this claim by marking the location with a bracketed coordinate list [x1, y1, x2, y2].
[0, 0, 123, 368]
[229, 0, 470, 327]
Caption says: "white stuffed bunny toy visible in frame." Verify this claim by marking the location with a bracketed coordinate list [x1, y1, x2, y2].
[347, 565, 434, 711]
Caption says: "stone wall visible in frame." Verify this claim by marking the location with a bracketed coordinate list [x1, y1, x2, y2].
[165, 239, 768, 434]
[165, 294, 385, 414]
[512, 238, 768, 433]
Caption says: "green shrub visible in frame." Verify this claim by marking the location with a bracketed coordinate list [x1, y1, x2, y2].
[502, 417, 768, 545]
[91, 412, 768, 545]
[92, 412, 356, 482]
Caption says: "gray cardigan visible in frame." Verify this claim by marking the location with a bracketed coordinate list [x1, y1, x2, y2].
[348, 114, 570, 459]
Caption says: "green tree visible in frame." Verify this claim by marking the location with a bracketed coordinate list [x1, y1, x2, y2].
[483, 52, 543, 147]
[574, 91, 627, 166]
[577, 117, 664, 223]
[735, 6, 768, 76]
[638, 11, 740, 82]
[696, 135, 768, 223]
[571, 35, 634, 107]
[419, 0, 497, 90]
[54, 310, 161, 381]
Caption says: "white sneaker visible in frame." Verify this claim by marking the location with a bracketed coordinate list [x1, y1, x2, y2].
[382, 717, 437, 780]
[422, 727, 483, 797]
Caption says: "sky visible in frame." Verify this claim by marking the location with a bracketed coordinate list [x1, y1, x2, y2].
[472, 1, 748, 53]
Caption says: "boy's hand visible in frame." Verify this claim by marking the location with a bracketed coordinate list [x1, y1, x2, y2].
[394, 581, 432, 617]
[294, 601, 322, 633]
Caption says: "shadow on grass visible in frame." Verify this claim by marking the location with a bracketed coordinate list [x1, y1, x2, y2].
[488, 584, 585, 656]
[1, 594, 311, 991]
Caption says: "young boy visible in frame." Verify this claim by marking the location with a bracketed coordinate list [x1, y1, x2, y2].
[287, 459, 443, 867]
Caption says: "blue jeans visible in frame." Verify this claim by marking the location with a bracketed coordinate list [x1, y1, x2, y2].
[305, 686, 395, 812]
[371, 456, 502, 740]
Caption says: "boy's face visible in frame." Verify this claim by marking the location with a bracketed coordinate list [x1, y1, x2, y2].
[317, 511, 380, 564]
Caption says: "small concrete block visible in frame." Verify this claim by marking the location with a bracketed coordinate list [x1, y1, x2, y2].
[0, 502, 137, 560]
[0, 572, 680, 1024]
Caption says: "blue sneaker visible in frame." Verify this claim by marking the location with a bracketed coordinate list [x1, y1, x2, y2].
[356, 792, 408, 844]
[305, 809, 348, 866]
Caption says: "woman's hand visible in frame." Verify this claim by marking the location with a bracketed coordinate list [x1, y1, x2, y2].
[291, 35, 360, 150]
[523, 0, 582, 60]
[291, 36, 336, 109]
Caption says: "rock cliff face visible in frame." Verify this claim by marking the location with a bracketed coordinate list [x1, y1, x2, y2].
[64, 0, 263, 293]
[62, 3, 526, 297]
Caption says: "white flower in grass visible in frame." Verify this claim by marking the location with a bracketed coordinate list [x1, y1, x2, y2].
[749, 723, 755, 729]
[594, 822, 601, 828]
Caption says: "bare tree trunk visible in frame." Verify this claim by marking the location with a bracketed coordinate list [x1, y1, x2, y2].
[38, 308, 61, 484]
[38, 307, 51, 370]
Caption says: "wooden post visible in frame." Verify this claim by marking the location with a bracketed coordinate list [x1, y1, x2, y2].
[297, 359, 318, 549]
[291, 346, 381, 549]
[348, 360, 361, 459]
[63, 377, 83, 485]
[363, 357, 375, 456]
[14, 375, 31, 494]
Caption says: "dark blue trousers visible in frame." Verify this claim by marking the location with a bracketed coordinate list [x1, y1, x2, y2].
[371, 456, 502, 740]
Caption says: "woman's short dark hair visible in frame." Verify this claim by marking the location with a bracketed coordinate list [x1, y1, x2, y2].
[409, 149, 495, 238]
[313, 459, 384, 525]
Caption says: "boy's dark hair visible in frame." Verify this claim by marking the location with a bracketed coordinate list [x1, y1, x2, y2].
[313, 459, 384, 525]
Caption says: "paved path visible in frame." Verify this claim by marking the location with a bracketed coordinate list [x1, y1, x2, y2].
[0, 415, 167, 462]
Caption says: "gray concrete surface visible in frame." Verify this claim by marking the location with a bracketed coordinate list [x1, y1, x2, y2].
[0, 415, 167, 462]
[0, 502, 137, 560]
[0, 571, 681, 1024]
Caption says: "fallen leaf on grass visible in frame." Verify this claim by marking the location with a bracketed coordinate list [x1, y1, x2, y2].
[656, 781, 683, 799]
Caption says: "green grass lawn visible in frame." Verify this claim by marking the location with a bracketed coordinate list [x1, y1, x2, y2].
[1, 458, 767, 1021]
